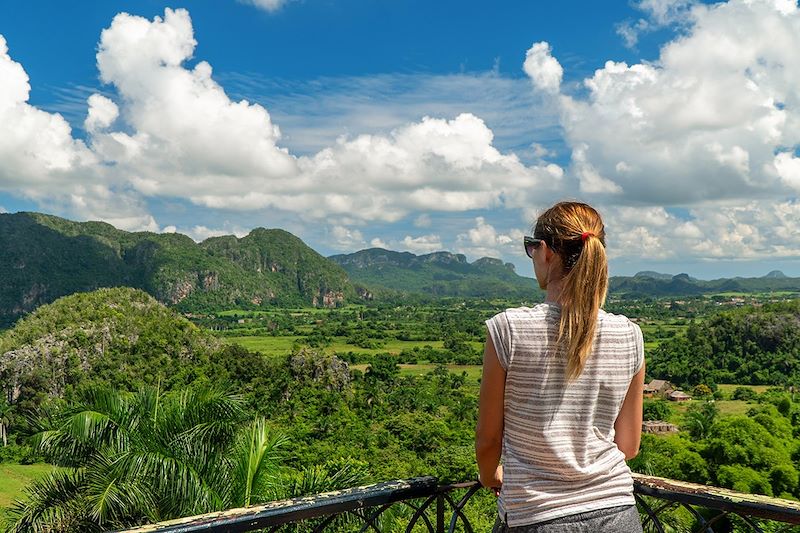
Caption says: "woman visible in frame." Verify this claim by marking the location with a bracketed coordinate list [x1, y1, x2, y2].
[476, 201, 645, 532]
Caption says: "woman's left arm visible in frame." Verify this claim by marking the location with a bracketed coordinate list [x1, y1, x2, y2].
[614, 361, 645, 460]
[476, 335, 506, 492]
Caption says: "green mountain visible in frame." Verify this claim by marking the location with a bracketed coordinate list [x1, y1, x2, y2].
[328, 248, 541, 299]
[331, 247, 800, 301]
[633, 271, 674, 281]
[609, 272, 800, 298]
[0, 212, 355, 326]
[648, 300, 800, 385]
[0, 287, 222, 406]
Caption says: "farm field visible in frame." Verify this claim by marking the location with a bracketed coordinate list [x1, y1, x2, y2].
[225, 336, 485, 358]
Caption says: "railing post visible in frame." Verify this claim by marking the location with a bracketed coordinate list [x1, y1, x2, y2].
[436, 493, 445, 533]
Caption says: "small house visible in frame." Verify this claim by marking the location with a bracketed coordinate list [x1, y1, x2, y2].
[667, 390, 691, 402]
[644, 379, 672, 397]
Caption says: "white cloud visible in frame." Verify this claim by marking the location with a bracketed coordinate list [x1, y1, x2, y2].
[530, 142, 555, 159]
[238, 0, 289, 13]
[0, 205, 6, 213]
[400, 234, 443, 254]
[330, 225, 365, 250]
[603, 200, 800, 261]
[0, 34, 160, 231]
[185, 224, 248, 242]
[84, 94, 118, 133]
[775, 152, 800, 190]
[221, 70, 563, 158]
[296, 113, 563, 221]
[79, 9, 563, 224]
[455, 217, 525, 259]
[572, 144, 623, 194]
[523, 42, 563, 94]
[0, 36, 96, 189]
[616, 0, 697, 48]
[91, 9, 297, 201]
[370, 237, 388, 249]
[414, 214, 432, 228]
[537, 0, 800, 206]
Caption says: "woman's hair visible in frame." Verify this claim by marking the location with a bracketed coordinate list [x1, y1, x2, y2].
[534, 201, 608, 381]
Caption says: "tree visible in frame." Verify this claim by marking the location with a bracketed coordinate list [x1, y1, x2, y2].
[732, 387, 757, 401]
[8, 385, 287, 532]
[692, 384, 713, 398]
[682, 401, 718, 440]
[366, 353, 400, 383]
[716, 465, 773, 496]
[642, 400, 672, 421]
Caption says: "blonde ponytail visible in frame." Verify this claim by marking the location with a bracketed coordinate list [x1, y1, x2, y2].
[534, 202, 608, 381]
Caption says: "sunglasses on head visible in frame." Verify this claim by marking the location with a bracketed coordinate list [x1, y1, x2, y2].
[524, 236, 543, 258]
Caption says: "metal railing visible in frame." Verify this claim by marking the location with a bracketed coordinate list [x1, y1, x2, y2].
[118, 474, 800, 533]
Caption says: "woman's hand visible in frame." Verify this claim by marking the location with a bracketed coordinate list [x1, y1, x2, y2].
[480, 464, 503, 496]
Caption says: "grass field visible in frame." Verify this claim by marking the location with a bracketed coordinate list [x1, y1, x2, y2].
[225, 335, 484, 358]
[215, 305, 366, 318]
[716, 384, 773, 395]
[668, 398, 755, 418]
[639, 321, 689, 352]
[0, 463, 58, 528]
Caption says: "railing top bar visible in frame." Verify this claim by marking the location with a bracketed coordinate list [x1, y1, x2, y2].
[113, 477, 437, 533]
[436, 481, 479, 492]
[632, 473, 800, 524]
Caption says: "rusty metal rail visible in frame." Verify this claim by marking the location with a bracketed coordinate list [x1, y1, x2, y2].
[116, 474, 800, 532]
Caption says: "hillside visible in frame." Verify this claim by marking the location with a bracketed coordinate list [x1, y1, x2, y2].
[0, 212, 355, 325]
[0, 288, 223, 407]
[328, 248, 540, 299]
[610, 271, 800, 298]
[648, 300, 800, 386]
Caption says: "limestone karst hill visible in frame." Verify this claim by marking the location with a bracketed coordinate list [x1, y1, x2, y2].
[0, 212, 355, 326]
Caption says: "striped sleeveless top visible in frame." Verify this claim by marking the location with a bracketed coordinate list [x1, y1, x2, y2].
[485, 303, 644, 527]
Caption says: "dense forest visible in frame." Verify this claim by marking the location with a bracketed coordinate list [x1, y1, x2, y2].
[648, 301, 800, 386]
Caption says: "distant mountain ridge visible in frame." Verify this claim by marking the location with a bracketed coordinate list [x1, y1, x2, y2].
[328, 247, 539, 299]
[2, 211, 799, 326]
[0, 212, 354, 326]
[609, 271, 800, 297]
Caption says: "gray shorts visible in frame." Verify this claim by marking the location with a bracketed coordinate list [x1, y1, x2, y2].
[492, 505, 643, 533]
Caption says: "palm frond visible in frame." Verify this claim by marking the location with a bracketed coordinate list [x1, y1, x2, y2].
[6, 469, 101, 533]
[230, 418, 288, 507]
[112, 449, 225, 517]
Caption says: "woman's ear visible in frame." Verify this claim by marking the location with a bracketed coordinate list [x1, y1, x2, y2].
[542, 241, 555, 264]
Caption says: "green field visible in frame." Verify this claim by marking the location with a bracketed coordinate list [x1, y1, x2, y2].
[716, 384, 773, 395]
[214, 305, 367, 318]
[0, 464, 59, 528]
[226, 335, 484, 358]
[639, 321, 689, 351]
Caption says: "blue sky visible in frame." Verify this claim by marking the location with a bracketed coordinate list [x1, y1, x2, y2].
[1, 0, 799, 279]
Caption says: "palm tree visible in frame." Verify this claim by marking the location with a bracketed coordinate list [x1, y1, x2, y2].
[682, 400, 719, 440]
[7, 385, 287, 532]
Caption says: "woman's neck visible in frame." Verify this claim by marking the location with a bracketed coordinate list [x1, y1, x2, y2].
[544, 277, 564, 304]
